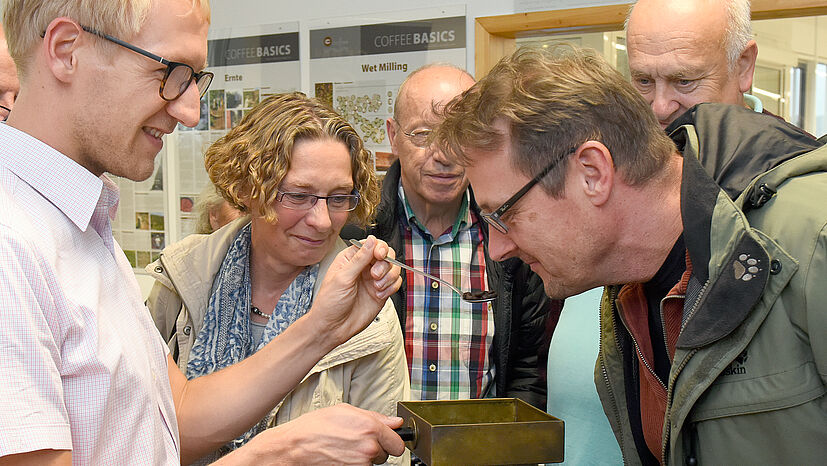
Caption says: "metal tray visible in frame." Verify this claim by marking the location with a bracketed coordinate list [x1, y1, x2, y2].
[396, 398, 564, 465]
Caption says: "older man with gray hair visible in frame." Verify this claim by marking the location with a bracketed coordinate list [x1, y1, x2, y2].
[343, 63, 555, 413]
[625, 0, 759, 129]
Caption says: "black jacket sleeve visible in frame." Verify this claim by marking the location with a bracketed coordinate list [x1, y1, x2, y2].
[501, 259, 562, 410]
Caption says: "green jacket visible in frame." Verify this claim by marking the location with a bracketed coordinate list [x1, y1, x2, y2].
[597, 104, 827, 465]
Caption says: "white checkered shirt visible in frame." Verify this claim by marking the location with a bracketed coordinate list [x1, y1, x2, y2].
[0, 123, 179, 464]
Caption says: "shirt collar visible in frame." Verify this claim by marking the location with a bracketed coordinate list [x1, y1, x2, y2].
[398, 179, 471, 238]
[743, 93, 763, 113]
[0, 123, 115, 232]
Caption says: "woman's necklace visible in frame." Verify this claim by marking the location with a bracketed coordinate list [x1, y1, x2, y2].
[250, 306, 272, 318]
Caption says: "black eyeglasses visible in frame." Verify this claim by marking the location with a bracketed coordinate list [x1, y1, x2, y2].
[480, 149, 575, 234]
[276, 190, 361, 212]
[0, 105, 10, 122]
[80, 25, 213, 101]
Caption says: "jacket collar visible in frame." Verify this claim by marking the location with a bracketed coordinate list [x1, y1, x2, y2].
[667, 102, 826, 348]
[667, 103, 821, 199]
[373, 159, 404, 241]
[671, 124, 772, 349]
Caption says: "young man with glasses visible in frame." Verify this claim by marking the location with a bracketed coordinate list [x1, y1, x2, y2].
[436, 45, 827, 465]
[344, 64, 557, 413]
[0, 1, 405, 464]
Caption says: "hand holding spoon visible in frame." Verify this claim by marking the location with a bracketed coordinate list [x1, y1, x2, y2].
[349, 239, 497, 303]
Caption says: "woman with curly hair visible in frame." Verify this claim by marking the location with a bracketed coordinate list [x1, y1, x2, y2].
[146, 92, 408, 464]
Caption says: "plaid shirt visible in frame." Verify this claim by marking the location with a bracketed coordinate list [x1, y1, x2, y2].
[398, 183, 494, 401]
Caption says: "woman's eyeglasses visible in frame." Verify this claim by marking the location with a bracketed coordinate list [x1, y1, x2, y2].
[276, 190, 361, 212]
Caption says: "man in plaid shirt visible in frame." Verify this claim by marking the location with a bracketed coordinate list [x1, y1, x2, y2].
[344, 64, 557, 409]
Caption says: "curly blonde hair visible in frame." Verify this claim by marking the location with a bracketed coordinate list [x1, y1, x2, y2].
[205, 92, 379, 226]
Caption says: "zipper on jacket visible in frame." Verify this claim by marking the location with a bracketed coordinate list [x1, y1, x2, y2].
[679, 279, 710, 333]
[616, 291, 672, 462]
[659, 294, 682, 361]
[660, 346, 698, 464]
[661, 278, 706, 464]
[615, 298, 668, 393]
[599, 287, 628, 464]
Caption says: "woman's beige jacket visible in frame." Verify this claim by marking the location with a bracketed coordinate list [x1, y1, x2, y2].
[145, 218, 409, 464]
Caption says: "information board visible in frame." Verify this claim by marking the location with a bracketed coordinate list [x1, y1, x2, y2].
[173, 22, 301, 240]
[309, 8, 466, 172]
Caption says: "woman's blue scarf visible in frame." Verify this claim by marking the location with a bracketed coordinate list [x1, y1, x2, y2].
[186, 222, 319, 450]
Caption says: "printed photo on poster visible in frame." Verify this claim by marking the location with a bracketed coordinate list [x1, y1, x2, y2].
[243, 89, 260, 108]
[151, 232, 165, 251]
[209, 89, 226, 130]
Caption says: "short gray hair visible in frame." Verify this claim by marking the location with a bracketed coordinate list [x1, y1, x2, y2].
[193, 181, 226, 234]
[625, 0, 752, 70]
[723, 0, 753, 70]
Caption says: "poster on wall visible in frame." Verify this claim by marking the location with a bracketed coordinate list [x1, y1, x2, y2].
[309, 7, 466, 173]
[111, 149, 168, 270]
[172, 22, 301, 240]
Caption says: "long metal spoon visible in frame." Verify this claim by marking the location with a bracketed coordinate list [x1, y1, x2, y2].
[349, 239, 497, 303]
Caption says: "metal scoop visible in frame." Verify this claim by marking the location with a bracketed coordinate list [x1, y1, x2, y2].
[349, 239, 497, 303]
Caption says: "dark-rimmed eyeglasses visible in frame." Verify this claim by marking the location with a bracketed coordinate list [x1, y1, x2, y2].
[480, 149, 575, 234]
[400, 127, 433, 149]
[276, 190, 361, 212]
[0, 105, 10, 122]
[80, 25, 213, 101]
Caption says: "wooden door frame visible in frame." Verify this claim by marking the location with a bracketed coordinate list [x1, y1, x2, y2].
[475, 0, 827, 78]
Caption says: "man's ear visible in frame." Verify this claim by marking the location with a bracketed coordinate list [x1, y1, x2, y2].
[572, 140, 614, 207]
[386, 117, 399, 153]
[42, 18, 85, 84]
[737, 40, 758, 93]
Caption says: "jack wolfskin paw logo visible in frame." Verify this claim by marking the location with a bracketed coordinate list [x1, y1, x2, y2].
[724, 350, 749, 376]
[733, 254, 761, 281]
